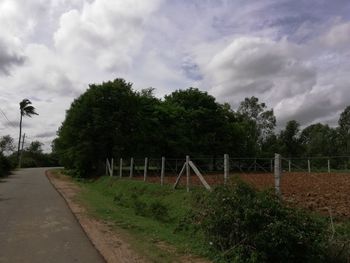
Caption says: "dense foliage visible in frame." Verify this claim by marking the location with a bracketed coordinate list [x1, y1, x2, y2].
[53, 78, 350, 177]
[0, 153, 12, 177]
[187, 180, 334, 262]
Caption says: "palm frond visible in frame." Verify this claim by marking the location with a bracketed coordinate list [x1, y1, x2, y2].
[23, 105, 38, 117]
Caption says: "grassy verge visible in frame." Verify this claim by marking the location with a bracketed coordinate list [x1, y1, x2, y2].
[56, 170, 350, 262]
[74, 175, 210, 262]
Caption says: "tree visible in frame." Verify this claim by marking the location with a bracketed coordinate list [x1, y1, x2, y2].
[237, 96, 276, 156]
[17, 99, 38, 161]
[0, 135, 15, 155]
[54, 79, 143, 176]
[27, 141, 43, 154]
[338, 106, 350, 154]
[279, 120, 302, 157]
[301, 123, 339, 157]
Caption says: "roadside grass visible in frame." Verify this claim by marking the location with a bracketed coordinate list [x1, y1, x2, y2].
[53, 170, 350, 262]
[75, 176, 210, 262]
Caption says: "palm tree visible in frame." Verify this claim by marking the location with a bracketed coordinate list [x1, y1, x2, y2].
[17, 99, 38, 161]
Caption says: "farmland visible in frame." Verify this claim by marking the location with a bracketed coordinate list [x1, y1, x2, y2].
[131, 171, 350, 218]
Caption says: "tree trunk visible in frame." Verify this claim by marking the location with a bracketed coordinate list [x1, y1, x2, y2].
[17, 114, 22, 162]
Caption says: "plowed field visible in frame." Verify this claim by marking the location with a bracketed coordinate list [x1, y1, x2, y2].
[133, 172, 350, 218]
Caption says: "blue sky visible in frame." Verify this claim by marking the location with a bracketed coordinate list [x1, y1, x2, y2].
[0, 0, 350, 151]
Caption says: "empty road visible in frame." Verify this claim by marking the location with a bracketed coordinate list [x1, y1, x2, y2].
[0, 168, 105, 263]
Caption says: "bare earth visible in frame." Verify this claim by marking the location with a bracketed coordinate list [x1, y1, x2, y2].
[46, 170, 145, 263]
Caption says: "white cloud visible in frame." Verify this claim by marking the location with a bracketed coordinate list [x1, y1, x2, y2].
[54, 0, 163, 72]
[1, 0, 350, 151]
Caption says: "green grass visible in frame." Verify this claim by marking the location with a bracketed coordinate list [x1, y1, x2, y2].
[75, 176, 209, 262]
[59, 172, 350, 262]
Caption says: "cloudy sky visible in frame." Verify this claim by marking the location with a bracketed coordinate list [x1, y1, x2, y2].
[1, 0, 350, 151]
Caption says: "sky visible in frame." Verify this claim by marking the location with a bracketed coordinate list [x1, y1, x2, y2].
[1, 0, 350, 151]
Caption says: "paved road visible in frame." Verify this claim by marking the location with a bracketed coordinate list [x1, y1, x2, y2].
[0, 168, 105, 263]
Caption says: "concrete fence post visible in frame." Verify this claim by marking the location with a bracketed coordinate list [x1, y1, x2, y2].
[130, 157, 134, 178]
[224, 154, 229, 184]
[328, 159, 331, 174]
[288, 159, 291, 173]
[110, 158, 114, 177]
[274, 153, 281, 196]
[308, 159, 311, 173]
[161, 157, 165, 186]
[119, 158, 123, 178]
[186, 155, 190, 192]
[144, 157, 148, 181]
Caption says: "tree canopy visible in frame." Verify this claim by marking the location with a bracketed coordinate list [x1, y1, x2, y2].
[53, 78, 350, 177]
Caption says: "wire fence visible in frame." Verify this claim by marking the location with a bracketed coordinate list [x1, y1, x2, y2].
[106, 154, 350, 218]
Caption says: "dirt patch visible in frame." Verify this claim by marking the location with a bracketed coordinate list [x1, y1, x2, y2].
[46, 170, 145, 263]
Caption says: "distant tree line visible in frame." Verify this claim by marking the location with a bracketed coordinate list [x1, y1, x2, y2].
[52, 78, 350, 177]
[0, 136, 59, 177]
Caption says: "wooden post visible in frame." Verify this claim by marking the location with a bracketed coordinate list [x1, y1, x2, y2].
[119, 158, 123, 178]
[274, 153, 281, 196]
[161, 157, 165, 186]
[186, 155, 190, 192]
[144, 157, 148, 181]
[110, 158, 114, 177]
[308, 159, 311, 173]
[288, 159, 291, 172]
[130, 157, 134, 177]
[224, 154, 229, 184]
[328, 159, 330, 174]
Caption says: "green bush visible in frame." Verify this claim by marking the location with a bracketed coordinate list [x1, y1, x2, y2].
[0, 153, 12, 177]
[188, 179, 328, 262]
[149, 201, 170, 222]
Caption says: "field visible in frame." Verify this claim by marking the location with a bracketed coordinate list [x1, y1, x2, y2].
[130, 171, 350, 218]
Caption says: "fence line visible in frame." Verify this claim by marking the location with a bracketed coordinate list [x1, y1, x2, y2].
[106, 154, 350, 191]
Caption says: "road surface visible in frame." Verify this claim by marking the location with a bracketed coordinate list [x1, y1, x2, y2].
[0, 168, 105, 263]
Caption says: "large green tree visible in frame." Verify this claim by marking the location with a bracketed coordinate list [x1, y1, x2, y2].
[338, 106, 350, 154]
[237, 96, 276, 156]
[279, 120, 303, 157]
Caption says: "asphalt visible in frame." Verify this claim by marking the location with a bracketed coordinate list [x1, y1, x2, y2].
[0, 168, 105, 263]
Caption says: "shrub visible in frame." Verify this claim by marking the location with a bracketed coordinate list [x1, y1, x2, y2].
[133, 198, 148, 216]
[149, 201, 170, 222]
[0, 153, 12, 177]
[189, 179, 328, 262]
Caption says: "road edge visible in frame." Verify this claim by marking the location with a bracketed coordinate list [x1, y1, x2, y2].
[45, 170, 145, 263]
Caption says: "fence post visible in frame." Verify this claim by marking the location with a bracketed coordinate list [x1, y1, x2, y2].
[328, 159, 330, 174]
[119, 158, 123, 178]
[110, 158, 114, 177]
[161, 157, 165, 186]
[288, 159, 291, 172]
[224, 154, 229, 184]
[144, 157, 148, 181]
[274, 153, 281, 196]
[130, 157, 134, 177]
[308, 159, 311, 173]
[186, 155, 190, 192]
[106, 158, 108, 176]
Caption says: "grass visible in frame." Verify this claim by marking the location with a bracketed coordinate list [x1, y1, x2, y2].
[74, 176, 210, 262]
[56, 170, 350, 262]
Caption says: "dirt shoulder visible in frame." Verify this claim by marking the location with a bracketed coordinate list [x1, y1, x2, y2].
[46, 170, 146, 263]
